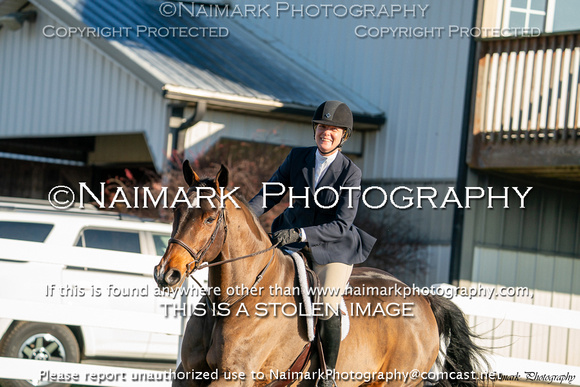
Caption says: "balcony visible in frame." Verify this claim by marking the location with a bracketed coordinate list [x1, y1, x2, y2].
[467, 33, 580, 182]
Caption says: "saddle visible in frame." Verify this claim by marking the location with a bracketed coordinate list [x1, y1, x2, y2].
[269, 250, 318, 387]
[270, 249, 343, 387]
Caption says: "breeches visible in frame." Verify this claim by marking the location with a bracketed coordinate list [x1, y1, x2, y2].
[312, 262, 353, 320]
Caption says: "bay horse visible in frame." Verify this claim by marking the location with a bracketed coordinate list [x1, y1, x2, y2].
[154, 161, 485, 387]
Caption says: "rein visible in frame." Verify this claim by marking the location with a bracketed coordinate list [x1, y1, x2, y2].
[167, 206, 280, 308]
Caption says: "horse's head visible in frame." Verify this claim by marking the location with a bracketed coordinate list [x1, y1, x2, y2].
[154, 160, 229, 289]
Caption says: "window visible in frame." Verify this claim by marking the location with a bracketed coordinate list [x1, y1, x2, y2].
[504, 0, 580, 33]
[507, 0, 547, 32]
[0, 221, 53, 242]
[152, 234, 171, 256]
[76, 229, 141, 253]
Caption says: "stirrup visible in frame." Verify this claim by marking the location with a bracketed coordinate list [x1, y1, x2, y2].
[315, 372, 338, 387]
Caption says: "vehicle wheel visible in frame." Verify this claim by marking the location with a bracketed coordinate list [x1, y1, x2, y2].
[0, 322, 80, 387]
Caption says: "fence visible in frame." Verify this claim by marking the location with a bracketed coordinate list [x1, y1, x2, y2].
[1, 284, 579, 386]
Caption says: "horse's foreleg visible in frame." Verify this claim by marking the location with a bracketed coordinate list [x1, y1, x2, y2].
[173, 363, 196, 387]
[175, 302, 216, 387]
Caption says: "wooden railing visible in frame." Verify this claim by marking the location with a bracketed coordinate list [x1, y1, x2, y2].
[468, 33, 580, 174]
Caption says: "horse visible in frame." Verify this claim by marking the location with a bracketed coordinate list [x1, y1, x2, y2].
[154, 161, 486, 387]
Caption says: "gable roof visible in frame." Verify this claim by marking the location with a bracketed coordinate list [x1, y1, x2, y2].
[34, 0, 384, 128]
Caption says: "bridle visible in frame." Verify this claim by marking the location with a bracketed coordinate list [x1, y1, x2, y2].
[166, 204, 279, 307]
[167, 208, 227, 277]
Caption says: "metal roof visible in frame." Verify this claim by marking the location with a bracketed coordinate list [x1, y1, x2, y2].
[0, 0, 27, 16]
[35, 0, 384, 126]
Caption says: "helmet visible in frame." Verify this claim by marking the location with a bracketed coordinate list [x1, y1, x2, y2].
[312, 100, 353, 142]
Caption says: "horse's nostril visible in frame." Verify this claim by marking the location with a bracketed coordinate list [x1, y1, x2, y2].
[154, 266, 167, 287]
[165, 269, 181, 286]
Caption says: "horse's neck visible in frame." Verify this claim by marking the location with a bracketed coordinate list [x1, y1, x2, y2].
[208, 203, 292, 301]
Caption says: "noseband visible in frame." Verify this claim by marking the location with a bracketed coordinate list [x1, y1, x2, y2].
[166, 205, 280, 309]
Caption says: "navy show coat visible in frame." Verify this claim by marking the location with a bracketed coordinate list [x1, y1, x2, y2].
[248, 147, 376, 265]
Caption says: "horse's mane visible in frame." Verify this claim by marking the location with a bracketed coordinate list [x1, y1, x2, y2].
[194, 177, 267, 237]
[194, 177, 251, 208]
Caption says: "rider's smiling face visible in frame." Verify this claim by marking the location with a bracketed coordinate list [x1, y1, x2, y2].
[315, 124, 344, 155]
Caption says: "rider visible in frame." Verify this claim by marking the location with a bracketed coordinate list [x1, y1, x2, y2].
[249, 100, 376, 386]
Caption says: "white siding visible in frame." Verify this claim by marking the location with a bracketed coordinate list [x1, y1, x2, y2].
[183, 110, 363, 163]
[0, 11, 169, 170]
[467, 247, 580, 366]
[236, 0, 475, 180]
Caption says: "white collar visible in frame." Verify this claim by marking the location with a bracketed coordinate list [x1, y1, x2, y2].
[315, 148, 339, 165]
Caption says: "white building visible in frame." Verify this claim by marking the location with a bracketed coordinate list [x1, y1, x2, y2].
[1, 0, 578, 372]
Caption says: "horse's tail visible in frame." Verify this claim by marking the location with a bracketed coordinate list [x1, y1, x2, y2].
[427, 294, 488, 387]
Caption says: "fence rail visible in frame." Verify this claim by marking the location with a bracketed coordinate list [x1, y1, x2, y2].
[0, 357, 171, 387]
[1, 285, 579, 386]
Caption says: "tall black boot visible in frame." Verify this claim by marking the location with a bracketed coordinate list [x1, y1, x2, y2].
[317, 313, 341, 387]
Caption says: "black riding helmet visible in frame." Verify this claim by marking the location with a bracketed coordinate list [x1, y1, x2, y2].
[312, 100, 353, 154]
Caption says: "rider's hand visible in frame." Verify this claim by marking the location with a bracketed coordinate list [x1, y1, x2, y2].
[270, 228, 301, 246]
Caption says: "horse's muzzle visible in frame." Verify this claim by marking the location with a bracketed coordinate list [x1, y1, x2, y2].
[154, 265, 182, 288]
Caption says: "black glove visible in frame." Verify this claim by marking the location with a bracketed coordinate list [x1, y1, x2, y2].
[270, 228, 301, 246]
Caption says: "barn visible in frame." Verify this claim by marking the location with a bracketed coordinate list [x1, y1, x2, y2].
[0, 0, 384, 196]
[1, 0, 579, 377]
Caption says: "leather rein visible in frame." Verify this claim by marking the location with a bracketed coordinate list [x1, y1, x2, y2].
[167, 206, 279, 307]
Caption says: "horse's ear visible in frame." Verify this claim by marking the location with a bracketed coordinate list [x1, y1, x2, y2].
[183, 160, 200, 187]
[215, 164, 229, 191]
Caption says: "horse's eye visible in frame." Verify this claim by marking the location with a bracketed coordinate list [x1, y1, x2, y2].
[205, 216, 216, 224]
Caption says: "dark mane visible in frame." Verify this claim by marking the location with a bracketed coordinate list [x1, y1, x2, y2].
[193, 176, 252, 212]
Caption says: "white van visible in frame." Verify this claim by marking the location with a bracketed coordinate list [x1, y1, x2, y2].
[0, 198, 205, 385]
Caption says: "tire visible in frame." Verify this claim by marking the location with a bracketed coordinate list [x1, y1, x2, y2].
[0, 322, 80, 387]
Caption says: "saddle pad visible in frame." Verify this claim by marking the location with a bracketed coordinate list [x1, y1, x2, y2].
[285, 249, 350, 341]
